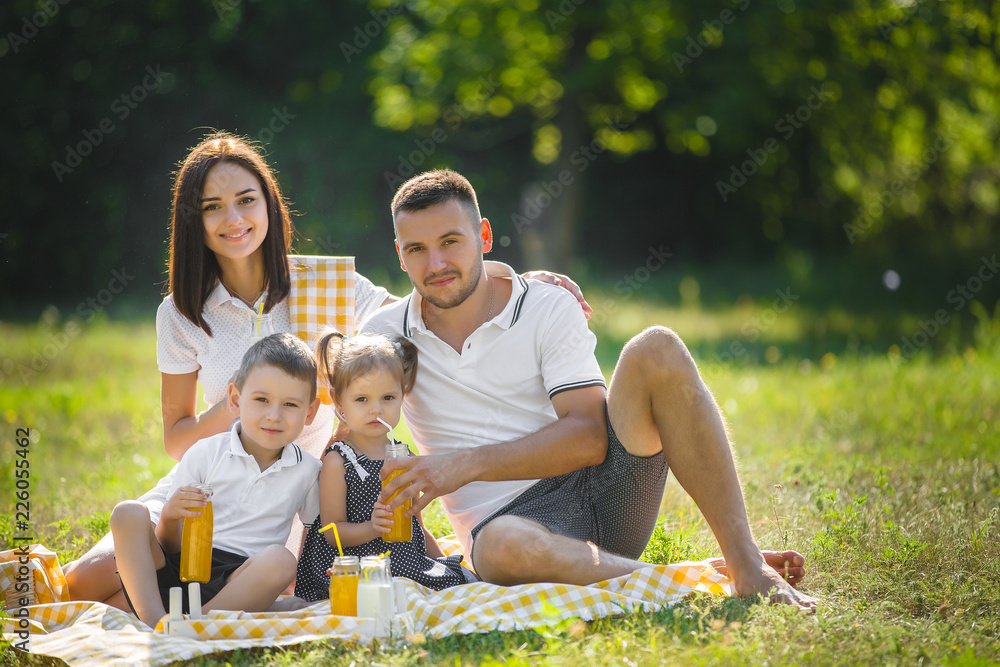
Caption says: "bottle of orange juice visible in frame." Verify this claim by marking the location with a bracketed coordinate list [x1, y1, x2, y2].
[382, 442, 412, 542]
[180, 483, 213, 583]
[329, 555, 360, 616]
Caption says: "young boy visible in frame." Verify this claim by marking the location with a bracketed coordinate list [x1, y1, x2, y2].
[111, 333, 323, 627]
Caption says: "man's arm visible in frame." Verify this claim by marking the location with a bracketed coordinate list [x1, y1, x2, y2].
[378, 385, 608, 515]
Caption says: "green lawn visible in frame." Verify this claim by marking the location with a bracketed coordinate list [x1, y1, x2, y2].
[2, 290, 998, 666]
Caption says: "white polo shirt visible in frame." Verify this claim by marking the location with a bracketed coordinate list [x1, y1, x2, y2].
[361, 263, 606, 555]
[166, 421, 322, 558]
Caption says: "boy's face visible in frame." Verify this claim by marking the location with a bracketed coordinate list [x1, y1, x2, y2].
[227, 363, 320, 457]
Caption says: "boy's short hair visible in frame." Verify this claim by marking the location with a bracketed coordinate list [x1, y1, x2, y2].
[234, 333, 317, 401]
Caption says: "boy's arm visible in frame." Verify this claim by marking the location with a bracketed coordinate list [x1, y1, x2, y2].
[155, 486, 209, 553]
[318, 454, 388, 547]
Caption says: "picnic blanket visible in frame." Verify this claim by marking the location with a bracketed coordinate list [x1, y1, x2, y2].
[2, 542, 733, 666]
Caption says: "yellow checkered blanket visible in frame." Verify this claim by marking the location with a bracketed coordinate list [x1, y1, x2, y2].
[3, 543, 732, 666]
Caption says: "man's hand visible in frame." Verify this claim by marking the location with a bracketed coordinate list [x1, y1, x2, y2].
[378, 451, 474, 515]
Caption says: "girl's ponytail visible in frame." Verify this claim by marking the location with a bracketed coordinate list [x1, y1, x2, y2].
[395, 337, 419, 395]
[316, 330, 346, 397]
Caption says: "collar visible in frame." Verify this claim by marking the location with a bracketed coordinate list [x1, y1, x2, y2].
[224, 420, 303, 470]
[402, 262, 529, 336]
[205, 280, 268, 312]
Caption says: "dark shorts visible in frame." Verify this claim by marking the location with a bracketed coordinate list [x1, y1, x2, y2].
[470, 406, 669, 566]
[119, 544, 247, 616]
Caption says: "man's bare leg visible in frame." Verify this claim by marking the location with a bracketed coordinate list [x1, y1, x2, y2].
[475, 518, 807, 589]
[606, 326, 816, 610]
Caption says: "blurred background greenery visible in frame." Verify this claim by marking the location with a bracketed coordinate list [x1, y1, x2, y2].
[2, 0, 998, 354]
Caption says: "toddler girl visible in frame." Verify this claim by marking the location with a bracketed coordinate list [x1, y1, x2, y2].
[295, 333, 471, 601]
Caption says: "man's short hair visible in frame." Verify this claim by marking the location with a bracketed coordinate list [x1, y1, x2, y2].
[391, 169, 482, 226]
[234, 333, 317, 401]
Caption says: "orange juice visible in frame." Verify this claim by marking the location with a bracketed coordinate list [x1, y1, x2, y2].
[329, 555, 360, 616]
[180, 494, 213, 583]
[381, 470, 412, 542]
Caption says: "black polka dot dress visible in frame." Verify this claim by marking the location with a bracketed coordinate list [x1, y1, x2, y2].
[295, 442, 469, 602]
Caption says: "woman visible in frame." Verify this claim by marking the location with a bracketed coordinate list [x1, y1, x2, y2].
[63, 131, 591, 608]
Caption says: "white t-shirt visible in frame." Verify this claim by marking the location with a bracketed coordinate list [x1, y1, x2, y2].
[168, 421, 321, 558]
[361, 263, 606, 555]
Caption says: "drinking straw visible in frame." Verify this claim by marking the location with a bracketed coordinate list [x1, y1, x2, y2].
[376, 417, 394, 444]
[203, 452, 230, 488]
[256, 300, 264, 337]
[319, 522, 344, 557]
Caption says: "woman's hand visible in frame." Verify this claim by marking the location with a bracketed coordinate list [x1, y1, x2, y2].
[521, 270, 593, 319]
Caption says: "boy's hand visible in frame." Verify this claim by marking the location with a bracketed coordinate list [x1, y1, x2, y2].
[161, 486, 209, 523]
[370, 503, 394, 536]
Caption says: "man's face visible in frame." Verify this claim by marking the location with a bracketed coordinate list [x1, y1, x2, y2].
[394, 199, 493, 310]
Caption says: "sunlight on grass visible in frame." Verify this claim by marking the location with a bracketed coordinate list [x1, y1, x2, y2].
[1, 297, 998, 665]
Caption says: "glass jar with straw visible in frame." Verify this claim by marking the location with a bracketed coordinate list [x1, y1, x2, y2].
[319, 522, 359, 616]
[377, 418, 412, 542]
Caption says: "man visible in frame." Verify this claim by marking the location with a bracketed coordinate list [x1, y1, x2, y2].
[362, 169, 816, 610]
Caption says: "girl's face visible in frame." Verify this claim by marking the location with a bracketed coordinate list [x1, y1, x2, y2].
[335, 368, 404, 448]
[201, 162, 269, 265]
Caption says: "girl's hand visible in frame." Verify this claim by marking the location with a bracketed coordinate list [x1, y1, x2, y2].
[161, 486, 209, 523]
[521, 271, 593, 319]
[370, 503, 394, 536]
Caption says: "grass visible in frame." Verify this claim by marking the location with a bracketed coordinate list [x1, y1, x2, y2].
[2, 284, 999, 665]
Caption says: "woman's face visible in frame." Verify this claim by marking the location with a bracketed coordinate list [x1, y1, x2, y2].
[201, 161, 269, 265]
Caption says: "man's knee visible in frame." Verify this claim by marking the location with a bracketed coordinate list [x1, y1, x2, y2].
[474, 517, 553, 584]
[622, 326, 698, 380]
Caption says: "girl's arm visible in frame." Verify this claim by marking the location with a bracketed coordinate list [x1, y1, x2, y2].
[318, 454, 389, 547]
[161, 371, 235, 461]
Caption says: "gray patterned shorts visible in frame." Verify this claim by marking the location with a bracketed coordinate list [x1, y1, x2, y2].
[470, 406, 669, 565]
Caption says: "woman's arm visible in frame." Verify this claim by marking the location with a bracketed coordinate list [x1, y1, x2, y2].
[161, 372, 236, 461]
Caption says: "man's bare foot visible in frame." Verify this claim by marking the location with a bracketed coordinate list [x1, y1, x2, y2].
[708, 550, 818, 613]
[706, 550, 806, 587]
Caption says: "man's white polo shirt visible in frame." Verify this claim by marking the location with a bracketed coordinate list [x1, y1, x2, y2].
[361, 263, 606, 555]
[166, 421, 321, 558]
